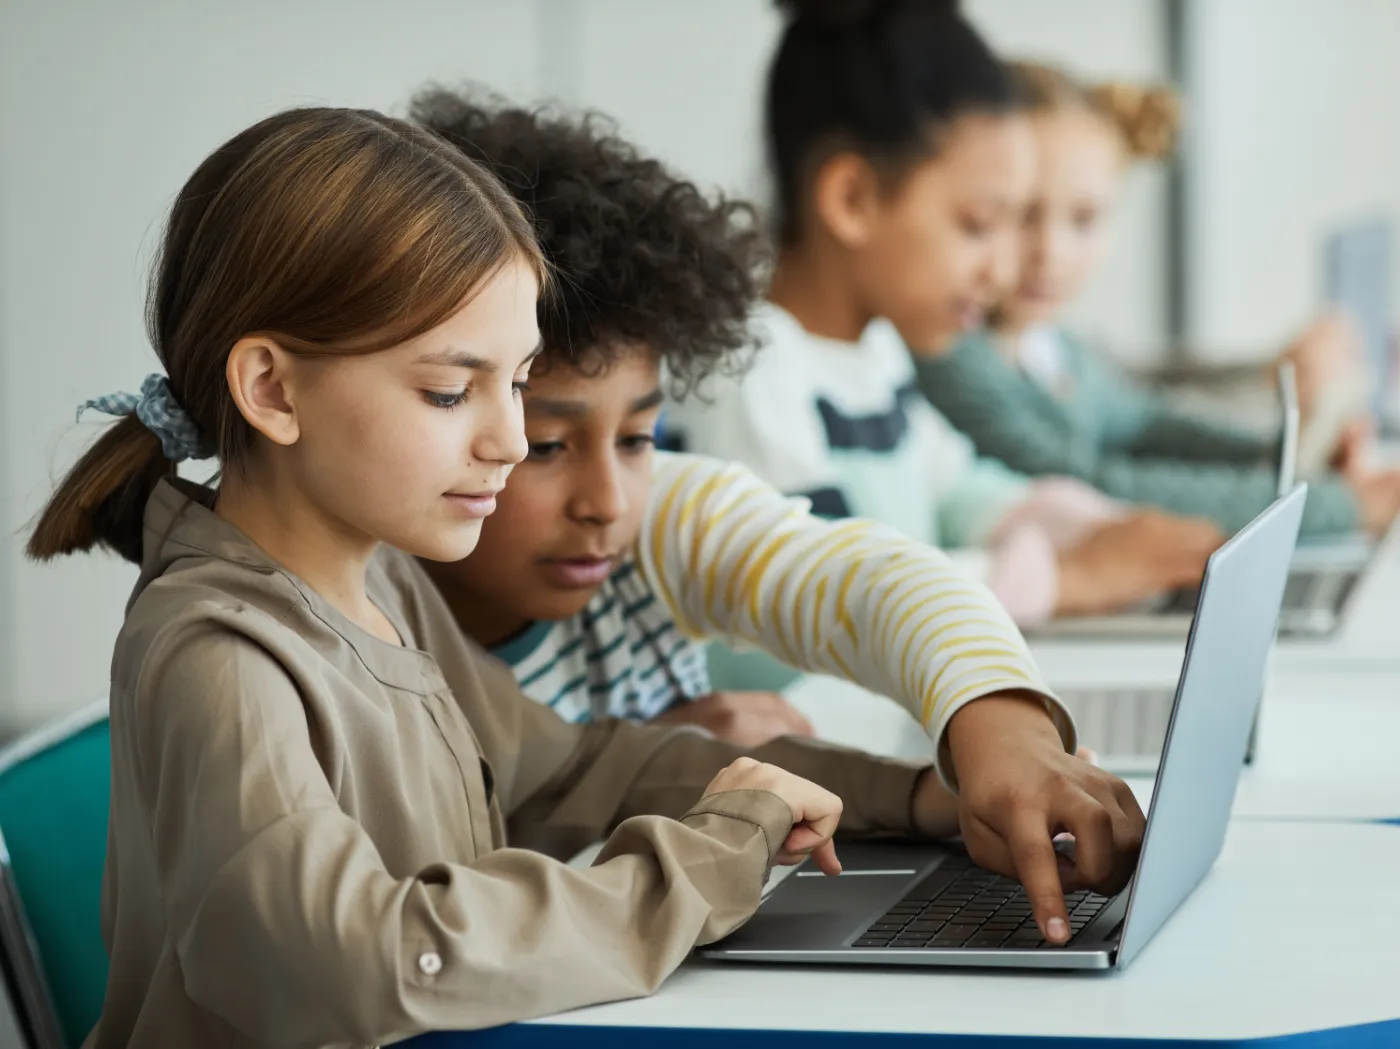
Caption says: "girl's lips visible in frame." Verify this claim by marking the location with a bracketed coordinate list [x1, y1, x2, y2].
[444, 491, 501, 519]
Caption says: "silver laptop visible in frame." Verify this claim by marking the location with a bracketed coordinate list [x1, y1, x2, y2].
[703, 485, 1306, 971]
[1035, 362, 1371, 641]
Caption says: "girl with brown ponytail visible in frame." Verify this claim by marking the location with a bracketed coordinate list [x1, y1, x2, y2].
[31, 106, 885, 1048]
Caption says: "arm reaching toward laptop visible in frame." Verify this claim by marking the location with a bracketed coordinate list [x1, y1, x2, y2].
[935, 694, 1146, 945]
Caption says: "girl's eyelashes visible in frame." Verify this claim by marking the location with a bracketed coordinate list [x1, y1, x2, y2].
[423, 389, 468, 410]
[526, 440, 564, 461]
[620, 433, 656, 453]
[422, 378, 529, 409]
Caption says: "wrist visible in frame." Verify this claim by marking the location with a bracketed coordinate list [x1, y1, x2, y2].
[909, 766, 960, 839]
[946, 691, 1062, 757]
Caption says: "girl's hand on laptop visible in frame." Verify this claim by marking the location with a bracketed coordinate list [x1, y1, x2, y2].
[656, 691, 815, 747]
[946, 692, 1146, 946]
[1349, 469, 1400, 536]
[1280, 312, 1363, 418]
[1056, 512, 1222, 615]
[704, 757, 844, 875]
[1330, 418, 1375, 480]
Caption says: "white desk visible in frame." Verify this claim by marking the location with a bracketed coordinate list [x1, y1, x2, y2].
[1276, 520, 1400, 671]
[409, 821, 1400, 1047]
[1236, 668, 1400, 822]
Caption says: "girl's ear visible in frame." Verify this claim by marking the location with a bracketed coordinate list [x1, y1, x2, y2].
[811, 152, 883, 249]
[226, 337, 301, 447]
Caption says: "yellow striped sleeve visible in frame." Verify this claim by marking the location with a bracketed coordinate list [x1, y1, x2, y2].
[635, 452, 1076, 788]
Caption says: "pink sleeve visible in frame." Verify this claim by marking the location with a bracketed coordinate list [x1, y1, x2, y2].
[984, 478, 1125, 627]
[984, 523, 1060, 628]
[990, 477, 1124, 550]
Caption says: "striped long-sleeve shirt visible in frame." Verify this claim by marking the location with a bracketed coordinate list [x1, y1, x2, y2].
[493, 451, 1073, 787]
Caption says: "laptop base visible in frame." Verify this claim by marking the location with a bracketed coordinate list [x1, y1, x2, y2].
[702, 842, 1123, 971]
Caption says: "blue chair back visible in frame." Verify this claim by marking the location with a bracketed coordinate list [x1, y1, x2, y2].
[0, 703, 111, 1048]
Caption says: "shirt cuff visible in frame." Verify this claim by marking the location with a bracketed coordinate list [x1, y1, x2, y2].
[684, 789, 796, 863]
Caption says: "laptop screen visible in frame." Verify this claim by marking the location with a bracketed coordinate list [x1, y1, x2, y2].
[1115, 485, 1307, 969]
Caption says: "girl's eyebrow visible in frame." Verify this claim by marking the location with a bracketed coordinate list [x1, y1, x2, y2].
[415, 338, 543, 372]
[414, 347, 498, 373]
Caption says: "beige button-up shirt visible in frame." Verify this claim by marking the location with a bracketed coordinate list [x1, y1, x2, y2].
[90, 480, 930, 1049]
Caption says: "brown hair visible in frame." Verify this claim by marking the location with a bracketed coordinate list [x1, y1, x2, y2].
[28, 107, 545, 565]
[1012, 61, 1181, 161]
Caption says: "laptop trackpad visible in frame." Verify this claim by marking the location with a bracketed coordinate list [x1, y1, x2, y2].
[719, 842, 942, 951]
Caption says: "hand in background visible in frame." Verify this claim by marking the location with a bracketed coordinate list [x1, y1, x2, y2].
[1055, 511, 1224, 616]
[656, 691, 816, 747]
[1348, 469, 1400, 537]
[1281, 313, 1364, 419]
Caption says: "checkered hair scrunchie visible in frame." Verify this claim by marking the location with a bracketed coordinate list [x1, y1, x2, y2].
[77, 374, 209, 462]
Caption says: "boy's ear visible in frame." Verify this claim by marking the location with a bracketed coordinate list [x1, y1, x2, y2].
[226, 337, 300, 447]
[811, 152, 882, 249]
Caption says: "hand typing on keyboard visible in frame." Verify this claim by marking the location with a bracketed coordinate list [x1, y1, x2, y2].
[942, 692, 1145, 946]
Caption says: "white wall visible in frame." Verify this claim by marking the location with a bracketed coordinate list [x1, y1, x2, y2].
[560, 0, 783, 200]
[1182, 0, 1400, 361]
[0, 0, 1171, 735]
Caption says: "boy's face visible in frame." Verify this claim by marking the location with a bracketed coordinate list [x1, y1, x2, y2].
[431, 347, 663, 642]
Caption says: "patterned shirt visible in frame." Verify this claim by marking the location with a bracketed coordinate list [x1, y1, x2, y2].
[490, 560, 709, 723]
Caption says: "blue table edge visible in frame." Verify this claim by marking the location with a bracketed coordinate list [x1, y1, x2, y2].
[410, 1016, 1400, 1047]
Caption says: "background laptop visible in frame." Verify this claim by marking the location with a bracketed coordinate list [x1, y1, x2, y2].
[1035, 363, 1372, 641]
[703, 485, 1306, 971]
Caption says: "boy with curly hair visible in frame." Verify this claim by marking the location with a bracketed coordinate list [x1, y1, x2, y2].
[412, 89, 1075, 756]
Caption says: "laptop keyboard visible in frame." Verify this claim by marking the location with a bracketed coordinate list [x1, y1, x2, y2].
[1282, 570, 1354, 613]
[1164, 569, 1351, 620]
[1061, 687, 1174, 758]
[852, 854, 1111, 950]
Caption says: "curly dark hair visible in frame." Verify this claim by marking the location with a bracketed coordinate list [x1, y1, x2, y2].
[410, 87, 768, 397]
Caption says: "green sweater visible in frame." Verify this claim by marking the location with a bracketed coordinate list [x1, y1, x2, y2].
[917, 328, 1357, 536]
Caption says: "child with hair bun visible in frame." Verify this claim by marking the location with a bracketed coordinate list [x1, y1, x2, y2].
[918, 61, 1400, 538]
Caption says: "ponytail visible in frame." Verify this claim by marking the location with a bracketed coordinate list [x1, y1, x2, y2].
[27, 415, 170, 565]
[1010, 61, 1182, 162]
[1087, 81, 1180, 160]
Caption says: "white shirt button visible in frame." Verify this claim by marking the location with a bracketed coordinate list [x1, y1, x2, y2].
[418, 951, 443, 976]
